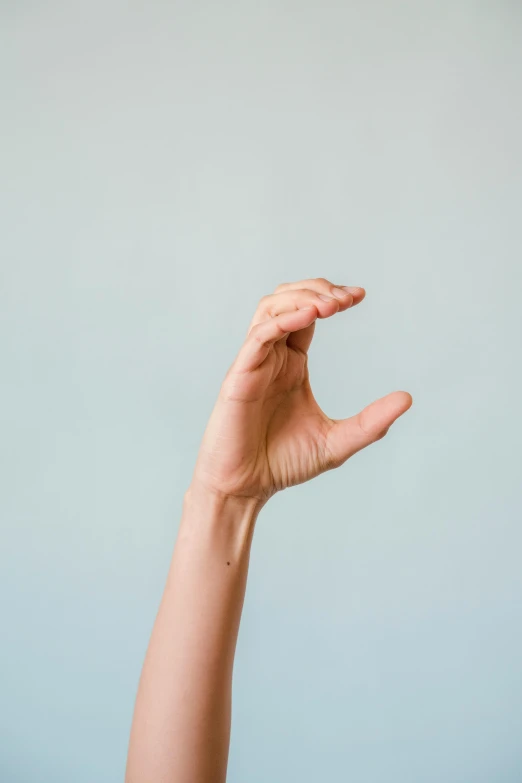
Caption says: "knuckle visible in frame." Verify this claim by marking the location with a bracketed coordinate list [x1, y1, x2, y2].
[356, 414, 372, 438]
[250, 325, 266, 345]
[252, 295, 274, 322]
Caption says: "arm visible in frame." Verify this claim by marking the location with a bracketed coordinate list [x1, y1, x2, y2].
[125, 278, 412, 783]
[125, 487, 259, 783]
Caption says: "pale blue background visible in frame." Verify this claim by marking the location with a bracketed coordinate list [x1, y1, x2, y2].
[2, 2, 522, 781]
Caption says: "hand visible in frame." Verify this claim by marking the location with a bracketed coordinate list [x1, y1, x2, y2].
[192, 278, 412, 504]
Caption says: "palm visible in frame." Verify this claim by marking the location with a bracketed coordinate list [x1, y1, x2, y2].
[192, 279, 412, 504]
[263, 343, 332, 492]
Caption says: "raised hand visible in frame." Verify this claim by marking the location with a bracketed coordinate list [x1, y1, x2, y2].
[192, 278, 412, 504]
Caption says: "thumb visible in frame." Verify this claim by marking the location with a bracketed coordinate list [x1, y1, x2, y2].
[325, 391, 413, 467]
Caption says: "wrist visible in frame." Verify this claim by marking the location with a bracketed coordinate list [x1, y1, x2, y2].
[185, 478, 266, 517]
[179, 481, 263, 562]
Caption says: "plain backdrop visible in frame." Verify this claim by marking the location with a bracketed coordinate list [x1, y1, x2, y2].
[1, 2, 522, 781]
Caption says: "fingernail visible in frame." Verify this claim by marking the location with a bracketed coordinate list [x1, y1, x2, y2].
[318, 294, 334, 301]
[342, 286, 363, 295]
[331, 287, 351, 299]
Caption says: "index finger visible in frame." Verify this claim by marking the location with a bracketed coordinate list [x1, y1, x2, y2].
[233, 306, 318, 373]
[275, 278, 365, 305]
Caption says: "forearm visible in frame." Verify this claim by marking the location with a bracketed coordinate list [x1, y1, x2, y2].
[125, 485, 262, 783]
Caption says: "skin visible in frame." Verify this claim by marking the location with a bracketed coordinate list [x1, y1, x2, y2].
[125, 278, 412, 783]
